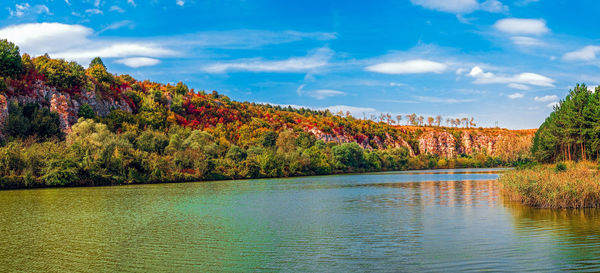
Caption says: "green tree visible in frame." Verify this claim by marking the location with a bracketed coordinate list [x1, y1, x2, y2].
[89, 57, 106, 69]
[0, 39, 22, 77]
[78, 104, 96, 119]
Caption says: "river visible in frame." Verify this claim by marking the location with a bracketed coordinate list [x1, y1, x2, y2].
[1, 168, 599, 272]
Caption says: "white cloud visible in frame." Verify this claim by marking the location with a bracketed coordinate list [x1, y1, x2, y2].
[9, 3, 51, 17]
[85, 8, 103, 15]
[176, 0, 185, 6]
[547, 101, 559, 108]
[508, 92, 524, 99]
[411, 0, 478, 13]
[534, 95, 558, 102]
[0, 23, 92, 54]
[128, 0, 136, 7]
[414, 96, 476, 103]
[203, 47, 332, 73]
[115, 57, 160, 68]
[410, 0, 507, 14]
[480, 0, 508, 12]
[510, 36, 545, 47]
[508, 83, 531, 90]
[326, 105, 377, 116]
[366, 59, 447, 74]
[53, 43, 175, 61]
[99, 20, 135, 33]
[306, 89, 346, 100]
[493, 18, 549, 35]
[263, 103, 377, 117]
[563, 46, 600, 61]
[0, 23, 174, 64]
[468, 66, 555, 87]
[109, 6, 125, 13]
[389, 82, 405, 87]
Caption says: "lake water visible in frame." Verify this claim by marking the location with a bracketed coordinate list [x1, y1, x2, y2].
[1, 168, 600, 272]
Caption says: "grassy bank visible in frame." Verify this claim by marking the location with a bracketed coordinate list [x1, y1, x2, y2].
[499, 162, 600, 208]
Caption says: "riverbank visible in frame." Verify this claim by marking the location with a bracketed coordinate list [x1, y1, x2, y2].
[499, 162, 600, 208]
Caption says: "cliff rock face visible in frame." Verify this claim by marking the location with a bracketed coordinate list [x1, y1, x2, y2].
[418, 131, 457, 158]
[5, 80, 132, 133]
[0, 95, 8, 133]
[307, 127, 416, 156]
[417, 129, 534, 159]
[50, 94, 71, 134]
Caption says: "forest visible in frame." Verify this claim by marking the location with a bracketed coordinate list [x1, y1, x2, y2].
[532, 84, 600, 162]
[0, 39, 530, 189]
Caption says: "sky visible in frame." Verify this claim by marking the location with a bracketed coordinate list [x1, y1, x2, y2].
[1, 0, 600, 129]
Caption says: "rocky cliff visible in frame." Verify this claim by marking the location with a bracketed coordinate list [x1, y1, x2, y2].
[0, 80, 132, 133]
[0, 78, 534, 160]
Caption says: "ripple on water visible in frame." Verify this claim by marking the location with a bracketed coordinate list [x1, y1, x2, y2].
[0, 169, 599, 272]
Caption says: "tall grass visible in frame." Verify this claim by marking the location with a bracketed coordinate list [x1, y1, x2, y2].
[499, 161, 600, 208]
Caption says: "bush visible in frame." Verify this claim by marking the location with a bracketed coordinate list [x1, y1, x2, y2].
[555, 162, 567, 172]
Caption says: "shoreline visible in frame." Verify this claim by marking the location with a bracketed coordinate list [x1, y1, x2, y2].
[498, 162, 600, 209]
[0, 166, 509, 191]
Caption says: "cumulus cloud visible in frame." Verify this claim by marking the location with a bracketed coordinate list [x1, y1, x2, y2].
[508, 92, 524, 99]
[366, 59, 447, 74]
[203, 47, 333, 73]
[0, 23, 174, 64]
[547, 101, 559, 108]
[176, 0, 185, 6]
[410, 0, 507, 14]
[0, 23, 334, 69]
[0, 23, 92, 54]
[563, 46, 600, 61]
[468, 66, 555, 88]
[534, 95, 558, 102]
[493, 18, 549, 35]
[115, 57, 160, 68]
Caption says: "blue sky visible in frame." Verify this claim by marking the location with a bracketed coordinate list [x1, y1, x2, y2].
[1, 0, 600, 128]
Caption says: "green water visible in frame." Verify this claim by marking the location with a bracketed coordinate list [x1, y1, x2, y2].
[1, 169, 599, 272]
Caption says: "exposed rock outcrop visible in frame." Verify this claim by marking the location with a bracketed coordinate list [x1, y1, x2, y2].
[5, 80, 132, 134]
[418, 131, 457, 158]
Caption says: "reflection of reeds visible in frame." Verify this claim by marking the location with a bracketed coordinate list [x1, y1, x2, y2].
[499, 162, 600, 208]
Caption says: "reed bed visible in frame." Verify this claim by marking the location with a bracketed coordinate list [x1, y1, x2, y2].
[499, 162, 600, 208]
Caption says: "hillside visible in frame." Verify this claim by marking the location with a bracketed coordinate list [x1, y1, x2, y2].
[0, 40, 534, 188]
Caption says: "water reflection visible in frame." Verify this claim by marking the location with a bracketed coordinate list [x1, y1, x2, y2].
[505, 202, 600, 272]
[0, 169, 599, 272]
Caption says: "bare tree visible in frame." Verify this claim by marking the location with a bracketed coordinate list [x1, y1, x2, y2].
[408, 114, 417, 126]
[435, 115, 442, 127]
[427, 116, 434, 126]
[418, 116, 424, 126]
[396, 114, 402, 125]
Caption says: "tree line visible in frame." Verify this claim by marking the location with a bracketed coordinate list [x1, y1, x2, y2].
[532, 84, 600, 162]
